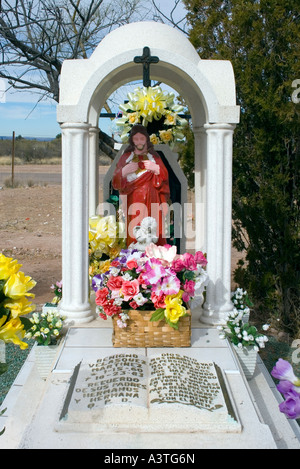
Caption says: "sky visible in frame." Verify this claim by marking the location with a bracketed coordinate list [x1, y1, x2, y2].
[0, 1, 188, 140]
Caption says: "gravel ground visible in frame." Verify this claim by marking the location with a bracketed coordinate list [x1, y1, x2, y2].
[0, 340, 34, 406]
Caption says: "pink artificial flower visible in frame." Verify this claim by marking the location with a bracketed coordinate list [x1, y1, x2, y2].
[145, 243, 177, 266]
[99, 312, 107, 320]
[182, 292, 191, 303]
[107, 275, 123, 291]
[194, 251, 208, 266]
[184, 279, 195, 296]
[129, 300, 138, 309]
[182, 279, 195, 302]
[142, 259, 167, 285]
[110, 260, 120, 267]
[159, 274, 180, 296]
[171, 256, 185, 272]
[95, 288, 109, 306]
[182, 253, 197, 271]
[121, 279, 140, 301]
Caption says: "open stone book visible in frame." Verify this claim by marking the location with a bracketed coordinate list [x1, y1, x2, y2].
[58, 353, 241, 433]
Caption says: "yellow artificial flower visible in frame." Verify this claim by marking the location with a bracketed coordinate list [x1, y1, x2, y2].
[165, 290, 184, 305]
[3, 271, 36, 300]
[149, 134, 160, 145]
[164, 112, 177, 126]
[128, 112, 140, 125]
[98, 260, 111, 274]
[0, 317, 28, 349]
[159, 129, 173, 143]
[3, 296, 35, 318]
[164, 298, 186, 324]
[0, 253, 21, 280]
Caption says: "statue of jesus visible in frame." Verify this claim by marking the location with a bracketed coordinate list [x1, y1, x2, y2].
[112, 124, 170, 247]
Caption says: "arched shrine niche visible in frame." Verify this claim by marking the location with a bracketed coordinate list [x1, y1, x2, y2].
[57, 21, 240, 326]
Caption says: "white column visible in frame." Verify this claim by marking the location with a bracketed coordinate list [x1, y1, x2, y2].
[202, 123, 235, 325]
[60, 122, 94, 323]
[89, 126, 99, 217]
[194, 127, 206, 252]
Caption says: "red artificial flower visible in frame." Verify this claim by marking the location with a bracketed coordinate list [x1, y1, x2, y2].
[151, 291, 167, 309]
[103, 299, 122, 316]
[127, 259, 138, 270]
[107, 275, 123, 291]
[95, 288, 109, 306]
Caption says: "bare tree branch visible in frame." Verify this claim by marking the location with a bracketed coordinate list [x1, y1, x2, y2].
[151, 0, 188, 35]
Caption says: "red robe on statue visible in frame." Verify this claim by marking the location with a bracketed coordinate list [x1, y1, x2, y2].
[112, 151, 170, 246]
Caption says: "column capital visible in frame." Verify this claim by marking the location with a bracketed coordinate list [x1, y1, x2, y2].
[60, 122, 91, 131]
[89, 125, 100, 134]
[204, 123, 236, 132]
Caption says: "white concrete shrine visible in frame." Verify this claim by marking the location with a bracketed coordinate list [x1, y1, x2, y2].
[57, 21, 240, 325]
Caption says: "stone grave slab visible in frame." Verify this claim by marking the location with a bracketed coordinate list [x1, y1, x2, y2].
[57, 352, 241, 433]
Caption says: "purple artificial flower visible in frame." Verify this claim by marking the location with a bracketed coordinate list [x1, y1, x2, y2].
[92, 273, 105, 292]
[279, 391, 300, 419]
[277, 380, 300, 396]
[271, 359, 300, 386]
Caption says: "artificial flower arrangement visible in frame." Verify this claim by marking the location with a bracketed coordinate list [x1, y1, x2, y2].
[271, 358, 300, 420]
[49, 280, 62, 305]
[0, 253, 36, 351]
[25, 310, 65, 346]
[115, 86, 188, 146]
[92, 243, 208, 330]
[218, 288, 269, 350]
[89, 214, 126, 278]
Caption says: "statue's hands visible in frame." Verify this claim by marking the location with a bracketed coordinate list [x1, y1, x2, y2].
[122, 162, 139, 177]
[144, 160, 160, 175]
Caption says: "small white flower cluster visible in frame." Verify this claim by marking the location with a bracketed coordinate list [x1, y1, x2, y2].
[218, 288, 269, 350]
[117, 312, 129, 329]
[25, 311, 65, 345]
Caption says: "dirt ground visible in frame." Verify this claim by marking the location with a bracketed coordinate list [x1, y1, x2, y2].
[0, 165, 243, 309]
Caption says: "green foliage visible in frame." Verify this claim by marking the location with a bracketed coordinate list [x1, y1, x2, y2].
[184, 0, 300, 336]
[0, 138, 61, 162]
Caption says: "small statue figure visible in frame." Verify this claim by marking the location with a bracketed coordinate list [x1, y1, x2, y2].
[129, 217, 158, 251]
[112, 124, 170, 247]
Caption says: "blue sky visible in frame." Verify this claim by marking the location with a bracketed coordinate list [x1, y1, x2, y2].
[0, 2, 187, 140]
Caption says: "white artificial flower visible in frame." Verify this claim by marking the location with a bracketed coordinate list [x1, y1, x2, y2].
[133, 292, 148, 306]
[109, 266, 120, 277]
[122, 272, 133, 281]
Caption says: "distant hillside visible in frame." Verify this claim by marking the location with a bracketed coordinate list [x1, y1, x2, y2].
[0, 136, 54, 141]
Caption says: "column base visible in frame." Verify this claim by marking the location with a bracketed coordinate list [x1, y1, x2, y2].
[60, 304, 95, 324]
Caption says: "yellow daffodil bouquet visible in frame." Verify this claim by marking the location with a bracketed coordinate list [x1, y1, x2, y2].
[115, 86, 188, 146]
[89, 215, 126, 278]
[0, 253, 36, 352]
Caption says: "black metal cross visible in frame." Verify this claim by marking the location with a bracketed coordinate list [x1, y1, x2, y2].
[134, 46, 159, 87]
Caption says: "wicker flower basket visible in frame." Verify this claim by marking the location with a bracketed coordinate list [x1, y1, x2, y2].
[112, 309, 191, 348]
